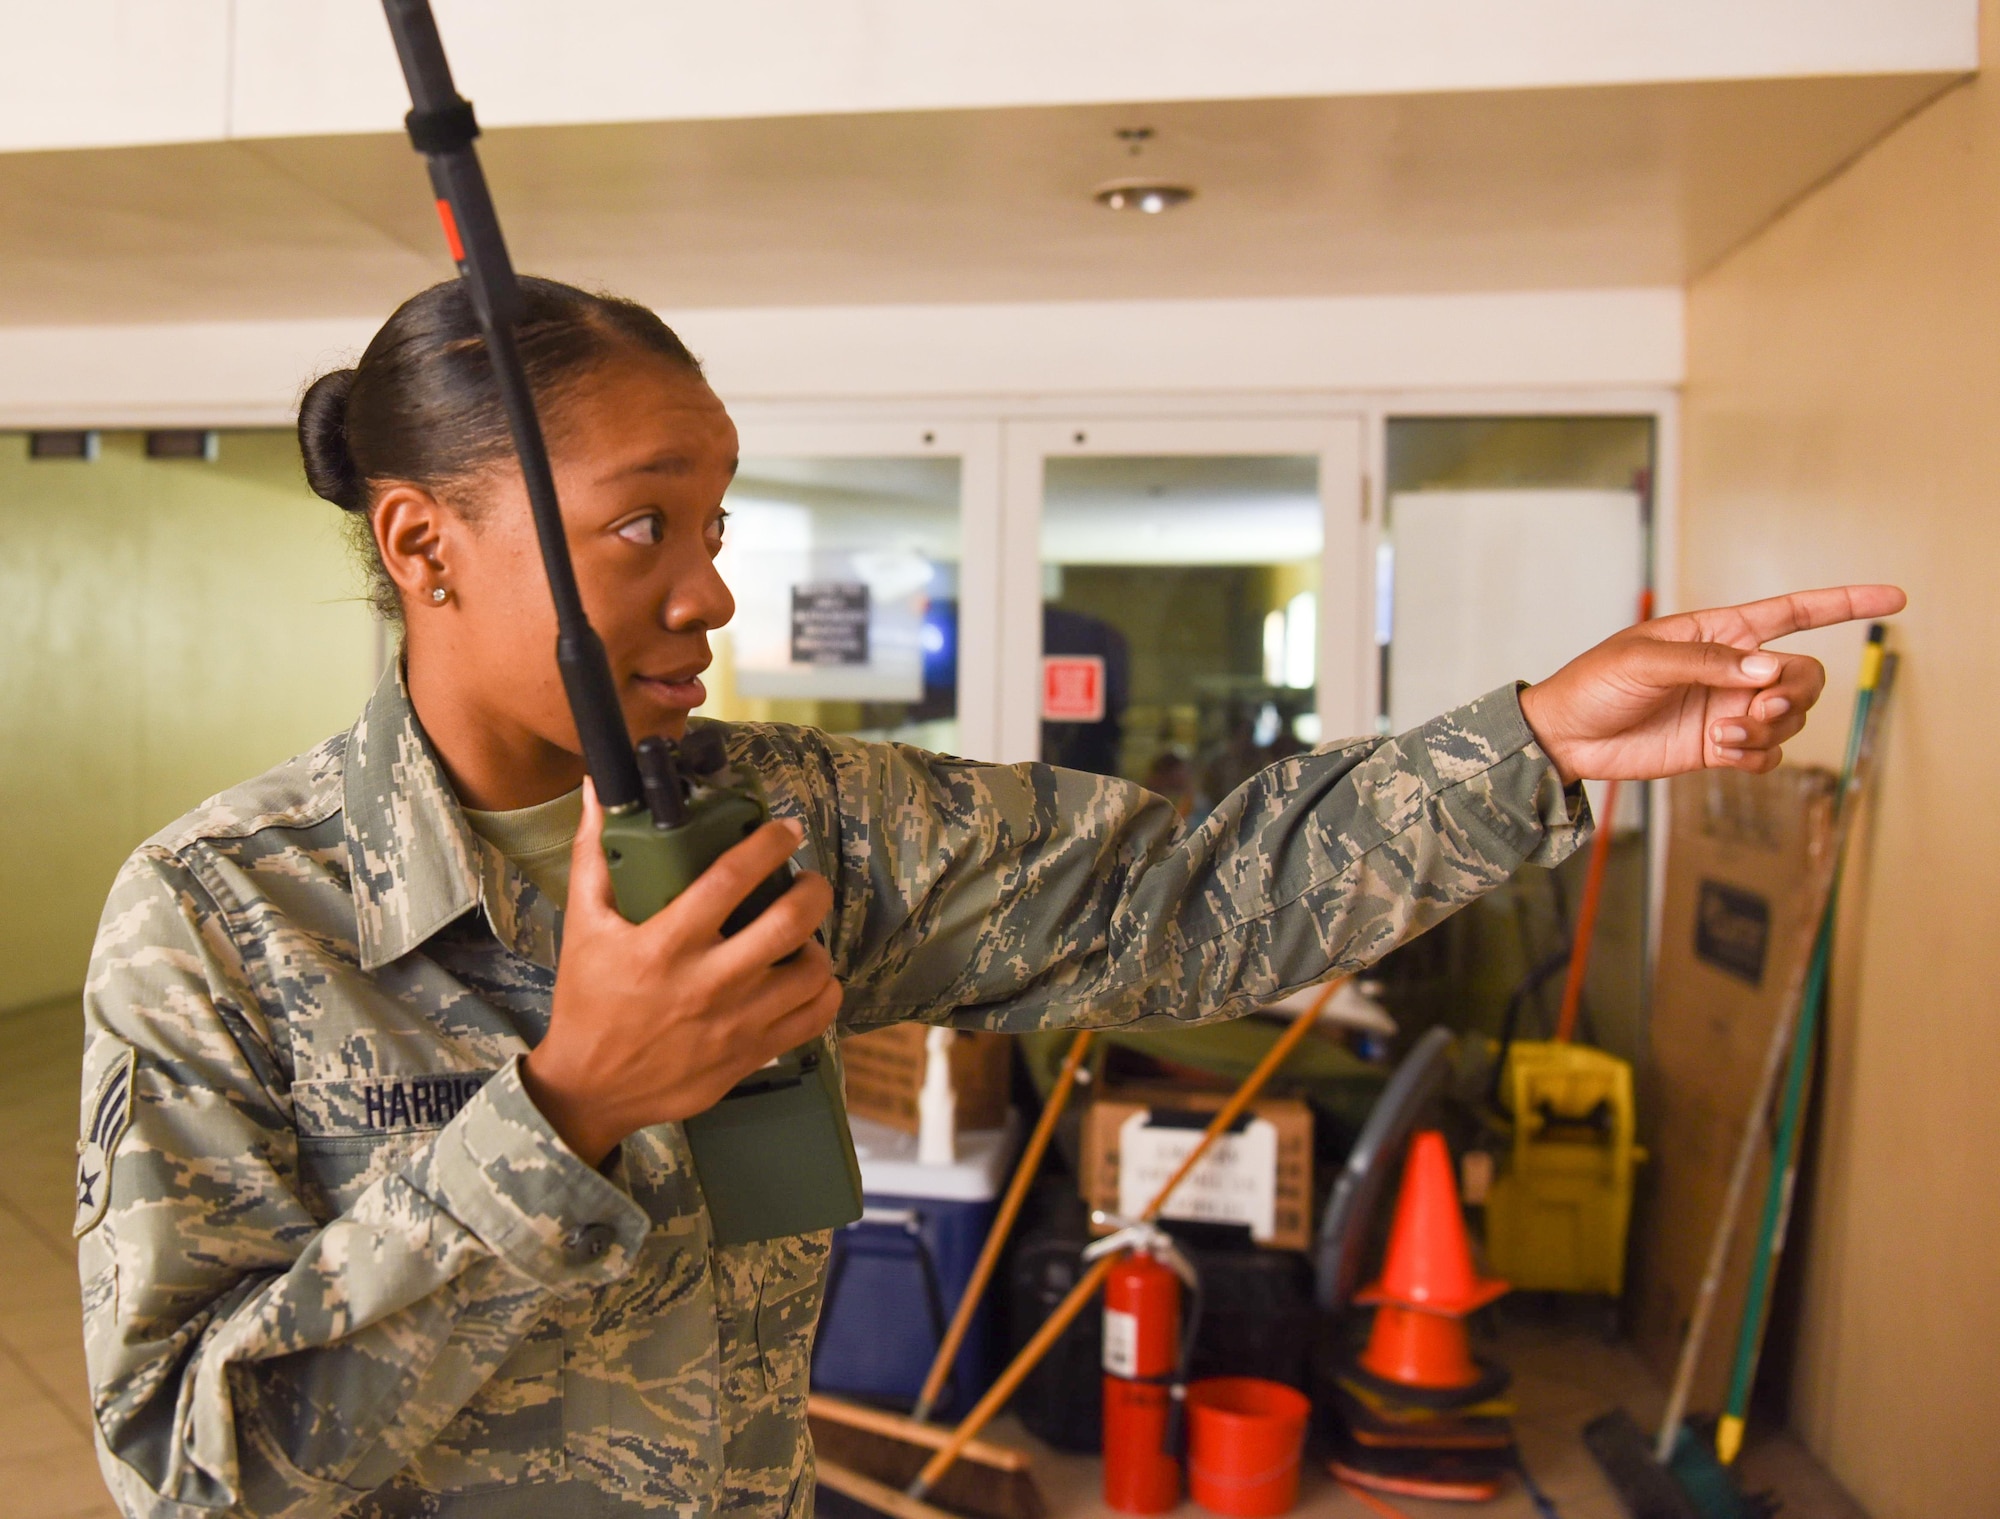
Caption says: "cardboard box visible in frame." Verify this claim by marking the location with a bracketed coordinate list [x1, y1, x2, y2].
[1630, 766, 1836, 1405]
[1081, 1085, 1314, 1251]
[839, 1025, 1012, 1135]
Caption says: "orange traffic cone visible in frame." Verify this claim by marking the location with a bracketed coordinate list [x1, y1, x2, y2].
[1356, 1131, 1507, 1316]
[1351, 1131, 1506, 1394]
[1357, 1305, 1485, 1391]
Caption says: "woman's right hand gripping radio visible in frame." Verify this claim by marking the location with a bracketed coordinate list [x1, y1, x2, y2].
[521, 782, 841, 1166]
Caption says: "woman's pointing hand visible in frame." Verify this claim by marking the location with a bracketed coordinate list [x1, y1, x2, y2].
[1517, 585, 1907, 784]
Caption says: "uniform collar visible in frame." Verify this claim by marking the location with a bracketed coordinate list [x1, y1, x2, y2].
[343, 662, 562, 972]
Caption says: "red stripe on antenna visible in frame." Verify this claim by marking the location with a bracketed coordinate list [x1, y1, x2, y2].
[435, 199, 466, 263]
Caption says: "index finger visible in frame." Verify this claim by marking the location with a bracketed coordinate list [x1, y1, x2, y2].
[655, 818, 806, 941]
[1727, 584, 1906, 644]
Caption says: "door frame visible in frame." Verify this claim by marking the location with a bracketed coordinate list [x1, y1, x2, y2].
[1359, 387, 1680, 970]
[996, 415, 1368, 764]
[727, 416, 1005, 759]
[731, 388, 1677, 971]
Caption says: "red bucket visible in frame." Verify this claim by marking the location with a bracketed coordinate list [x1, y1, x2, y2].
[1184, 1377, 1312, 1518]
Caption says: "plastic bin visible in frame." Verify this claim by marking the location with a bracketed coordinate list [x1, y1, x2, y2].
[1186, 1377, 1312, 1518]
[811, 1112, 1019, 1418]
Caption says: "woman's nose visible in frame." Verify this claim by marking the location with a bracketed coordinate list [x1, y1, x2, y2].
[665, 555, 735, 633]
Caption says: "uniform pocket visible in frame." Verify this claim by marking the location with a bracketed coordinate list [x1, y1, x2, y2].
[292, 1067, 496, 1218]
[296, 1131, 430, 1222]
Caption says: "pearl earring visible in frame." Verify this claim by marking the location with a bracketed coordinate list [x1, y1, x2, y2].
[430, 587, 449, 604]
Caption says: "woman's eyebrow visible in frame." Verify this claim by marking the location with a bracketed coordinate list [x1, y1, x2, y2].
[592, 452, 697, 486]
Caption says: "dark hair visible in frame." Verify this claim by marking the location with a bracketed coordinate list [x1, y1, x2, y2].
[298, 276, 704, 618]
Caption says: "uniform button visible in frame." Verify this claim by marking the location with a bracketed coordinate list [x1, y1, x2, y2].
[563, 1222, 616, 1265]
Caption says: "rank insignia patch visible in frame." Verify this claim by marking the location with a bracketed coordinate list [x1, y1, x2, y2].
[74, 1046, 135, 1237]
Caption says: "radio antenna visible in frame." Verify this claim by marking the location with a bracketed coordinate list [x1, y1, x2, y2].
[380, 0, 645, 811]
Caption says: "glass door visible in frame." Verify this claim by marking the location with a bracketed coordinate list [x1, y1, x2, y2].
[693, 420, 1003, 758]
[998, 418, 1368, 786]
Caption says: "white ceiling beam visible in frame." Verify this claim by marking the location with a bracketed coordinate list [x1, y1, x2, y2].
[0, 1, 1977, 154]
[0, 288, 1683, 429]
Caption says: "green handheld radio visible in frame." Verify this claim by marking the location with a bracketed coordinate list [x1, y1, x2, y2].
[381, 0, 863, 1245]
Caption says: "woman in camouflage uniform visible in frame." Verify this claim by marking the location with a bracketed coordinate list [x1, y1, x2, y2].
[74, 278, 1899, 1518]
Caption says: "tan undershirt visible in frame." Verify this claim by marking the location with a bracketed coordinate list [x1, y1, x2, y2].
[462, 787, 583, 907]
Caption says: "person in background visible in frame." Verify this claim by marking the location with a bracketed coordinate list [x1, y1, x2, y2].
[73, 276, 1902, 1519]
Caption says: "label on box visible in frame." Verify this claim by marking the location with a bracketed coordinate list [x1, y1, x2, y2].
[1116, 1113, 1278, 1242]
[1695, 878, 1771, 985]
[1103, 1306, 1140, 1377]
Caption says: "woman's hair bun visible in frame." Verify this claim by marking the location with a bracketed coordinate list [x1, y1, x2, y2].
[297, 367, 365, 511]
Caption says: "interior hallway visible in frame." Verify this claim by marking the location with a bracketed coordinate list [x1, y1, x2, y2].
[1, 990, 1865, 1519]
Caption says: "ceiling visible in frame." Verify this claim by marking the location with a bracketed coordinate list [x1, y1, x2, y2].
[0, 70, 1958, 325]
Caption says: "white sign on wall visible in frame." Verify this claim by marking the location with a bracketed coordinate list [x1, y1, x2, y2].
[721, 499, 931, 701]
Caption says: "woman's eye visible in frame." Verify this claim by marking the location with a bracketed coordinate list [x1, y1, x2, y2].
[616, 513, 664, 546]
[706, 510, 730, 553]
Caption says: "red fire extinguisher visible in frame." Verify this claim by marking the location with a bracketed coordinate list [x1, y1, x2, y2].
[1088, 1218, 1201, 1515]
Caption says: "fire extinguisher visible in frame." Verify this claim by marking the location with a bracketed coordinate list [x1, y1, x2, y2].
[1086, 1217, 1202, 1515]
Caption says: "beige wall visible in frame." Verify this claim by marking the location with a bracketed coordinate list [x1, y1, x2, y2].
[1681, 13, 2000, 1514]
[0, 430, 378, 1012]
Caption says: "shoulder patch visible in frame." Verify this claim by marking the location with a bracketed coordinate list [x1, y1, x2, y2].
[74, 1046, 136, 1238]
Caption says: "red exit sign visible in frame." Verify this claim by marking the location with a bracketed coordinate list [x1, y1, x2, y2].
[1041, 655, 1106, 723]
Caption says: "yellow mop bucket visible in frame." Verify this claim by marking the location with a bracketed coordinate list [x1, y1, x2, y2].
[1485, 1041, 1645, 1296]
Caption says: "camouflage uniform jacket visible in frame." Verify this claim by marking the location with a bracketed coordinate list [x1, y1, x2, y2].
[77, 666, 1586, 1518]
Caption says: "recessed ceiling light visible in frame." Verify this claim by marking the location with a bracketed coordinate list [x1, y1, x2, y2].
[1095, 179, 1194, 215]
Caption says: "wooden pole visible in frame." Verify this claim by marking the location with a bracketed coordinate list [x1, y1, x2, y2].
[1654, 647, 1896, 1465]
[911, 1030, 1097, 1423]
[1552, 779, 1617, 1045]
[1554, 586, 1651, 1045]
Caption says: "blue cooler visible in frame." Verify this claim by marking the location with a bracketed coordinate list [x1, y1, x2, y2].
[811, 1113, 1019, 1419]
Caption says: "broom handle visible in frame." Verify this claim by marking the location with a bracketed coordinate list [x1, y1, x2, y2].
[1653, 639, 1895, 1465]
[1715, 639, 1892, 1465]
[1552, 778, 1617, 1043]
[1135, 987, 1335, 1222]
[910, 1030, 1097, 1423]
[909, 983, 1339, 1498]
[1554, 587, 1651, 1044]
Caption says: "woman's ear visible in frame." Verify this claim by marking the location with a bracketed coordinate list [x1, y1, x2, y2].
[372, 483, 459, 607]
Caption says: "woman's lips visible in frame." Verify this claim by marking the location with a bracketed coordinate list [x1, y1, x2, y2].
[635, 673, 707, 709]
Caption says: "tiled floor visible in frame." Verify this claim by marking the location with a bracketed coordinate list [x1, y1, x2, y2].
[0, 998, 118, 1519]
[0, 996, 1864, 1519]
[970, 1313, 1866, 1519]
[1013, 1314, 1667, 1519]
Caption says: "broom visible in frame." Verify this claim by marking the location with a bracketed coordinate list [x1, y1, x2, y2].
[810, 1030, 1097, 1519]
[1714, 627, 1891, 1466]
[1586, 636, 1898, 1519]
[903, 981, 1344, 1505]
[1655, 638, 1896, 1464]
